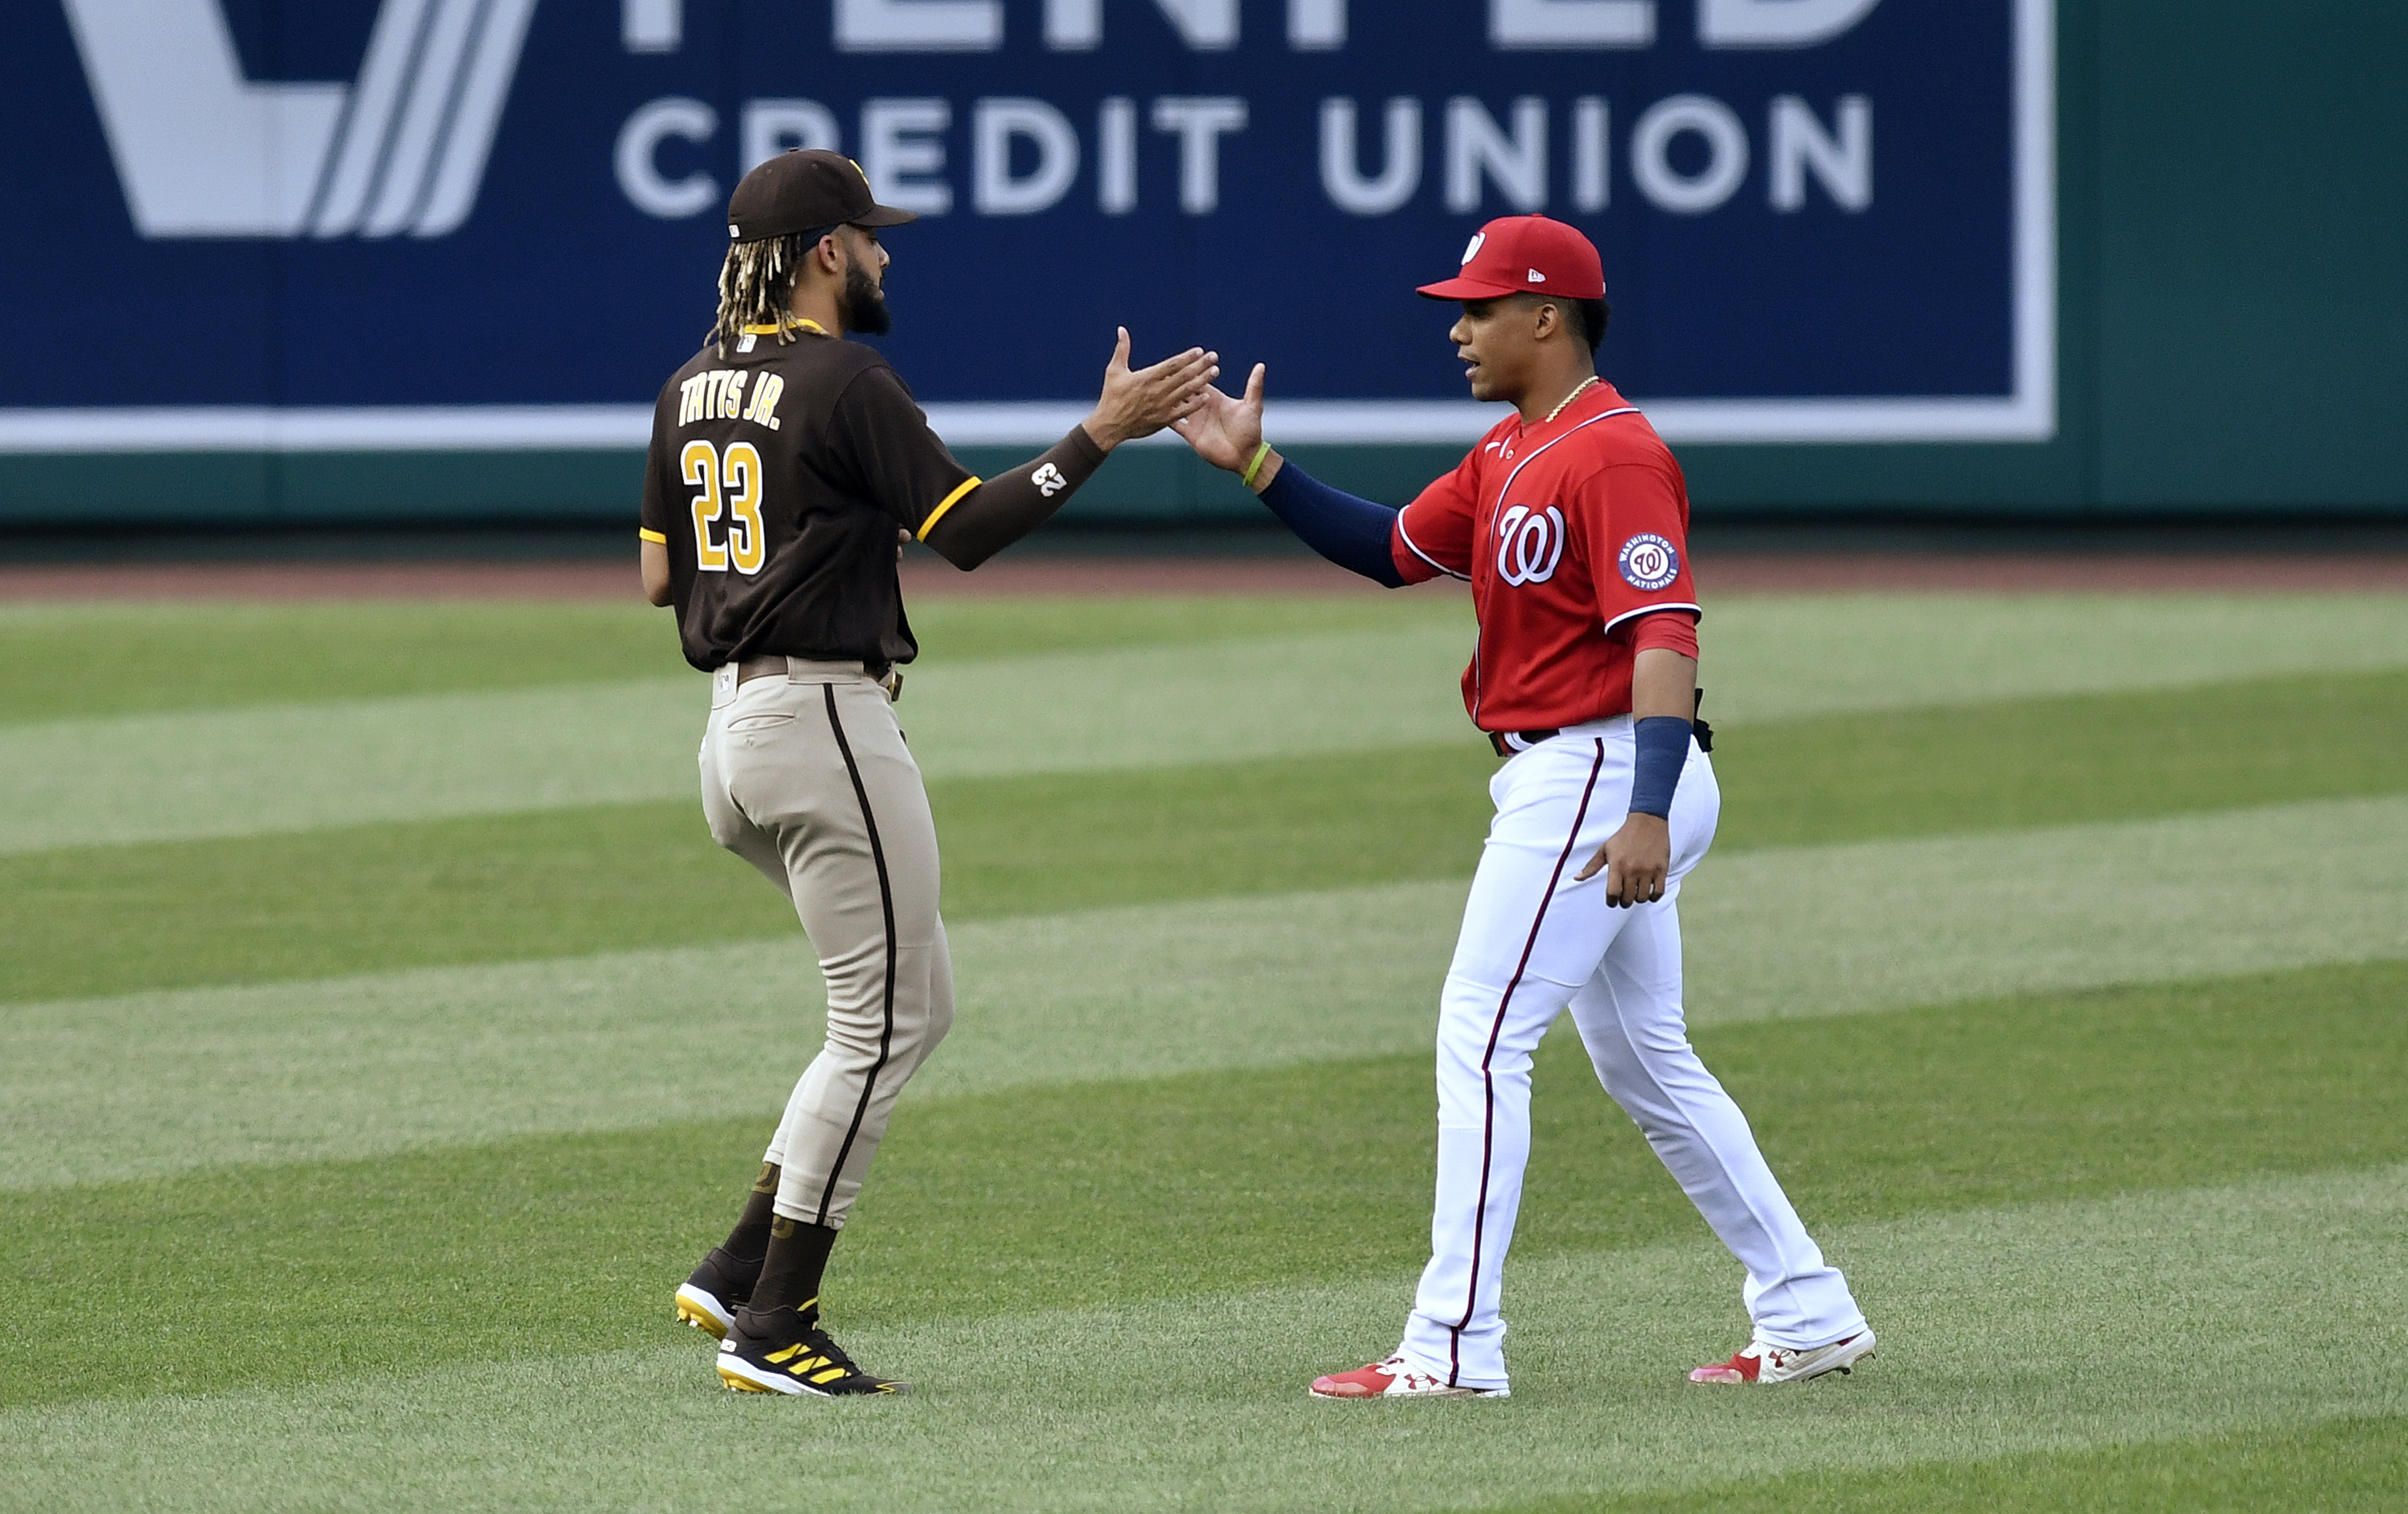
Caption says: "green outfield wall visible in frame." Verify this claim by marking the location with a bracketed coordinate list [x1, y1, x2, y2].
[2, 0, 2401, 528]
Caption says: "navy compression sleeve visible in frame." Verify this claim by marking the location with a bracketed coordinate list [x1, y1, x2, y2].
[1627, 716, 1694, 818]
[1256, 462, 1406, 587]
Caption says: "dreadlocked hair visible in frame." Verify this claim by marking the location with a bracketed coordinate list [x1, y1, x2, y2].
[714, 232, 819, 358]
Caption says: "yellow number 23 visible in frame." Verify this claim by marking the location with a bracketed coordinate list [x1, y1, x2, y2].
[681, 440, 766, 575]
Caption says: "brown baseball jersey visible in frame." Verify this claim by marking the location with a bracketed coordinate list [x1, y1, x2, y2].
[639, 319, 982, 671]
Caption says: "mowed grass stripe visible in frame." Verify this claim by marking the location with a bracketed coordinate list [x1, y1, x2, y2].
[0, 600, 687, 723]
[4, 1165, 2402, 1513]
[1483, 1415, 2408, 1514]
[0, 594, 1457, 725]
[1715, 664, 2408, 849]
[0, 884, 1457, 1189]
[6, 796, 2404, 1188]
[0, 626, 1475, 854]
[7, 594, 2404, 854]
[5, 958, 2402, 1410]
[0, 747, 1493, 1006]
[1680, 792, 2408, 1026]
[10, 668, 2408, 1006]
[1694, 592, 2408, 719]
[868, 958, 2408, 1321]
[6, 592, 2401, 728]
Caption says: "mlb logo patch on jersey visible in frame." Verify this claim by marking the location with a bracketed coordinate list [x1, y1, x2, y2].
[1618, 534, 1680, 591]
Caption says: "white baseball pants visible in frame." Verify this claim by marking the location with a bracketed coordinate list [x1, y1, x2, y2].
[1396, 718, 1865, 1391]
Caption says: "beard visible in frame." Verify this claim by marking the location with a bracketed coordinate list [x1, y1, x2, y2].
[840, 258, 892, 336]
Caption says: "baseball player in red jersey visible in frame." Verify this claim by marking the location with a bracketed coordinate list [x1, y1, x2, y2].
[1174, 215, 1872, 1396]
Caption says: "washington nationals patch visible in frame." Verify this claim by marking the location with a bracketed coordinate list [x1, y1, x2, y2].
[1617, 533, 1680, 591]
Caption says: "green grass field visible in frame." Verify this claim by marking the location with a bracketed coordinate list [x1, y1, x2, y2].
[2, 586, 2403, 1512]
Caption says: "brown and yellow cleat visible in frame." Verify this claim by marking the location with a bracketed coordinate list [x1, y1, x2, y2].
[715, 1305, 906, 1396]
[672, 1247, 761, 1341]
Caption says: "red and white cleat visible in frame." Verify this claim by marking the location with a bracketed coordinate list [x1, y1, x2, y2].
[1310, 1355, 1508, 1400]
[1689, 1330, 1875, 1384]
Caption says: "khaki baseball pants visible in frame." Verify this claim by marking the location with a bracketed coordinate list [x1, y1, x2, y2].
[699, 658, 954, 1230]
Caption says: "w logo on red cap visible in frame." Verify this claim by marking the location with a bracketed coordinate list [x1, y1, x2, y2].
[1421, 216, 1607, 304]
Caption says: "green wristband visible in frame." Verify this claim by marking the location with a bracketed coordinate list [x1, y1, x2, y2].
[1241, 441, 1272, 488]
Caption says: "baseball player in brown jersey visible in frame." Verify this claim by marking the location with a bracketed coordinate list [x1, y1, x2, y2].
[639, 149, 1217, 1396]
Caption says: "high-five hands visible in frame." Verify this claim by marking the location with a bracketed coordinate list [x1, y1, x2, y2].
[1084, 329, 1219, 450]
[1170, 361, 1271, 479]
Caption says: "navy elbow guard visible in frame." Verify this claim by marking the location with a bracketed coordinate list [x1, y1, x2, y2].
[1627, 716, 1693, 818]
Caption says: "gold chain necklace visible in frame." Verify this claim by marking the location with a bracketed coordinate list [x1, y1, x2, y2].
[1541, 375, 1600, 426]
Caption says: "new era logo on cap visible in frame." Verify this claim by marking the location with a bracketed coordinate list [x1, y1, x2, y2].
[1417, 216, 1607, 304]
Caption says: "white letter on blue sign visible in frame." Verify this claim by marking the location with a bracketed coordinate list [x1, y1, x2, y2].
[1446, 97, 1547, 213]
[1098, 98, 1138, 213]
[1152, 97, 1248, 213]
[623, 0, 680, 52]
[1699, 0, 1881, 48]
[862, 98, 954, 213]
[1290, 0, 1346, 48]
[1571, 97, 1611, 211]
[975, 98, 1082, 214]
[617, 97, 718, 218]
[1632, 94, 1748, 213]
[1047, 0, 1239, 50]
[838, 0, 1001, 52]
[1321, 98, 1420, 216]
[1769, 95, 1870, 209]
[1490, 0, 1653, 48]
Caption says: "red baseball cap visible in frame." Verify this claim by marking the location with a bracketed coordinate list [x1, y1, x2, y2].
[1416, 215, 1606, 302]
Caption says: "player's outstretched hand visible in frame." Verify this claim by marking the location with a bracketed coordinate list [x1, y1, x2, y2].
[1169, 362, 1267, 474]
[1085, 329, 1218, 449]
[1576, 815, 1671, 908]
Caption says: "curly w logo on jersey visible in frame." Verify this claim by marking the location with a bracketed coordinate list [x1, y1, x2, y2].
[1495, 505, 1566, 585]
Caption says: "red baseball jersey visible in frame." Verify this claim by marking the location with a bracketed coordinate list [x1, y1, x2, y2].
[1390, 380, 1701, 731]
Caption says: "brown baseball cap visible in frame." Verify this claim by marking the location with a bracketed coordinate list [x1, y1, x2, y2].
[727, 149, 918, 242]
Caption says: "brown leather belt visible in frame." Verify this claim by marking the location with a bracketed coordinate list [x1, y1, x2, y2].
[735, 655, 797, 685]
[735, 656, 900, 697]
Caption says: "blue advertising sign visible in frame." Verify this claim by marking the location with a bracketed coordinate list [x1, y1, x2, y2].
[0, 0, 2050, 454]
